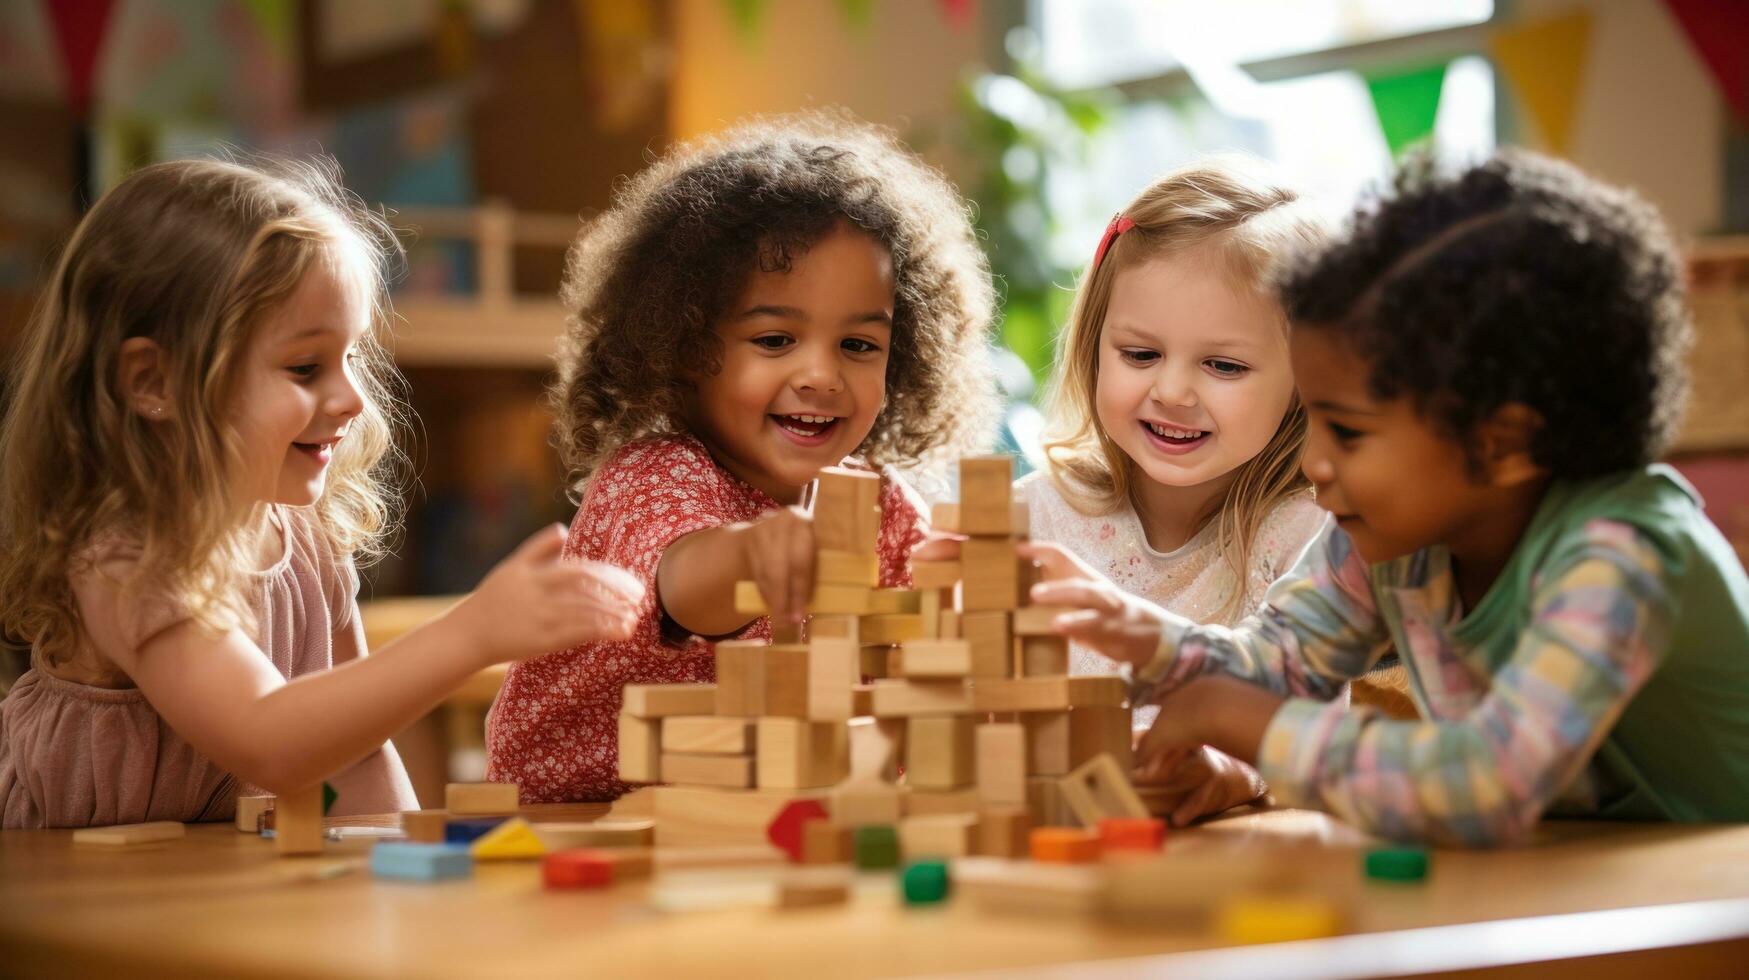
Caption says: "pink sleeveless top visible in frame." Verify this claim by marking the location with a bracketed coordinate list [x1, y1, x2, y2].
[0, 507, 416, 828]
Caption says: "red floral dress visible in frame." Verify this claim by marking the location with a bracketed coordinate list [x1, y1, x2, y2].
[485, 435, 926, 802]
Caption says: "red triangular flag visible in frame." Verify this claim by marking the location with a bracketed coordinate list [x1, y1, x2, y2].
[1661, 0, 1749, 121]
[44, 0, 118, 118]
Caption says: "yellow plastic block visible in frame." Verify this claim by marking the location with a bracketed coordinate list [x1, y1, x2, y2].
[1216, 896, 1343, 944]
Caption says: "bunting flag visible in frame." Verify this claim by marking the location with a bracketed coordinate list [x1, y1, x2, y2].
[724, 0, 765, 45]
[838, 0, 874, 34]
[238, 0, 291, 51]
[1490, 12, 1592, 155]
[1366, 64, 1446, 158]
[43, 0, 118, 117]
[938, 0, 975, 31]
[1661, 0, 1749, 121]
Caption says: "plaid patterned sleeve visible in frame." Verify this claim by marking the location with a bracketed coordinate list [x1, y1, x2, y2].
[1129, 521, 1391, 706]
[1255, 518, 1676, 846]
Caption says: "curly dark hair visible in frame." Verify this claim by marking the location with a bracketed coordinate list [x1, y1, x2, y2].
[1280, 149, 1692, 479]
[551, 109, 998, 495]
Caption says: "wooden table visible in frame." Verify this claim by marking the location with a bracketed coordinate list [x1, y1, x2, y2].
[4, 809, 1748, 978]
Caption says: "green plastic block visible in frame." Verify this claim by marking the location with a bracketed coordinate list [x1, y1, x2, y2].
[853, 825, 899, 870]
[322, 781, 338, 816]
[901, 860, 950, 904]
[1364, 846, 1429, 882]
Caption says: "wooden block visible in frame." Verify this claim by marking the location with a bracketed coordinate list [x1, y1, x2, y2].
[918, 589, 945, 638]
[899, 813, 977, 859]
[757, 718, 849, 789]
[400, 809, 449, 844]
[447, 782, 520, 816]
[1070, 706, 1134, 772]
[911, 560, 960, 590]
[955, 856, 1103, 914]
[779, 867, 853, 908]
[852, 683, 876, 717]
[809, 614, 860, 643]
[940, 609, 961, 639]
[661, 752, 753, 788]
[1024, 711, 1073, 776]
[905, 715, 974, 789]
[1030, 827, 1102, 863]
[652, 786, 828, 851]
[977, 807, 1032, 858]
[772, 621, 803, 645]
[1011, 605, 1072, 636]
[930, 502, 960, 532]
[813, 466, 881, 553]
[816, 549, 878, 586]
[235, 796, 274, 833]
[800, 819, 853, 864]
[891, 638, 972, 679]
[734, 579, 768, 616]
[276, 783, 325, 856]
[715, 641, 769, 717]
[1028, 775, 1076, 827]
[623, 683, 718, 718]
[869, 679, 972, 717]
[662, 716, 753, 755]
[828, 783, 902, 827]
[861, 645, 891, 679]
[73, 821, 186, 846]
[976, 723, 1027, 805]
[847, 716, 903, 781]
[958, 456, 1014, 534]
[961, 537, 1022, 612]
[810, 584, 875, 615]
[904, 787, 981, 816]
[531, 819, 656, 850]
[1019, 635, 1069, 676]
[619, 713, 661, 782]
[867, 589, 921, 615]
[961, 611, 1012, 679]
[971, 676, 1127, 713]
[858, 614, 923, 645]
[1058, 753, 1149, 827]
[761, 639, 857, 721]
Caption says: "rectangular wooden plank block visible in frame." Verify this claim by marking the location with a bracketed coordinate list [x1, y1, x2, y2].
[899, 813, 977, 860]
[623, 683, 718, 718]
[73, 821, 186, 846]
[815, 549, 878, 586]
[661, 716, 754, 755]
[660, 752, 754, 789]
[869, 679, 972, 717]
[971, 676, 1127, 713]
[447, 782, 520, 816]
[891, 638, 973, 679]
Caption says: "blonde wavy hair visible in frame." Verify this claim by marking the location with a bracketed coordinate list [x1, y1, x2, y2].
[1044, 157, 1326, 621]
[0, 156, 406, 668]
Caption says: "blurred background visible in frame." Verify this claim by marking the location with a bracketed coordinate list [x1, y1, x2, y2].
[2, 0, 1746, 798]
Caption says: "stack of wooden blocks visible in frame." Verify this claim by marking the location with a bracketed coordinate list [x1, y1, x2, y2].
[616, 457, 1141, 863]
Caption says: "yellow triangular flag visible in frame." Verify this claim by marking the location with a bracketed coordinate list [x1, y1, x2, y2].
[1490, 12, 1593, 155]
[470, 817, 547, 860]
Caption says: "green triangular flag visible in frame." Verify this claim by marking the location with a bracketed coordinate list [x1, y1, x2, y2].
[725, 0, 764, 44]
[839, 0, 875, 32]
[322, 781, 337, 816]
[1366, 64, 1447, 158]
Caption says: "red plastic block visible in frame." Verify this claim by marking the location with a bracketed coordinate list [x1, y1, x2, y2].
[1099, 817, 1166, 851]
[543, 849, 615, 889]
[767, 799, 831, 862]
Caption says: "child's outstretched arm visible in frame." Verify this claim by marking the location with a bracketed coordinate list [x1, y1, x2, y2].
[658, 507, 817, 633]
[96, 525, 642, 797]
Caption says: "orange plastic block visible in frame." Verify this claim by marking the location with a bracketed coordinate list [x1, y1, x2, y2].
[1029, 827, 1101, 864]
[1098, 817, 1166, 851]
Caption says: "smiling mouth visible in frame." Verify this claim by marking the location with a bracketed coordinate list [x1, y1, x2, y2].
[771, 414, 841, 440]
[293, 436, 341, 461]
[1140, 420, 1210, 452]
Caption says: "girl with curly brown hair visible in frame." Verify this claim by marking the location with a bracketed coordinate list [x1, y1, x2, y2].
[486, 111, 998, 802]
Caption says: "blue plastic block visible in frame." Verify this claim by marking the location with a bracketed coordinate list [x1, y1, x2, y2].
[443, 817, 506, 844]
[371, 842, 473, 881]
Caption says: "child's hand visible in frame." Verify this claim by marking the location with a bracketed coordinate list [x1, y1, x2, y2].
[1135, 675, 1286, 773]
[1024, 549, 1171, 670]
[1133, 744, 1269, 827]
[456, 525, 644, 662]
[741, 506, 815, 625]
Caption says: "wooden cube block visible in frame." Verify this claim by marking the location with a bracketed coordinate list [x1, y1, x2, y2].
[905, 715, 974, 790]
[891, 638, 972, 679]
[899, 813, 978, 859]
[662, 716, 753, 755]
[970, 676, 1127, 713]
[829, 783, 903, 827]
[816, 549, 879, 586]
[911, 560, 961, 590]
[715, 641, 770, 716]
[809, 614, 860, 643]
[276, 783, 325, 856]
[73, 821, 186, 846]
[779, 867, 853, 907]
[1070, 706, 1134, 772]
[958, 456, 1014, 534]
[961, 611, 1012, 679]
[1024, 711, 1073, 776]
[661, 753, 753, 789]
[1019, 635, 1069, 677]
[619, 713, 661, 782]
[800, 819, 853, 864]
[400, 809, 450, 844]
[961, 537, 1022, 612]
[813, 466, 881, 553]
[1058, 753, 1149, 826]
[763, 644, 811, 718]
[776, 639, 857, 721]
[447, 782, 520, 816]
[1011, 605, 1071, 636]
[904, 787, 981, 816]
[978, 807, 1033, 858]
[622, 683, 718, 718]
[859, 614, 923, 645]
[869, 679, 972, 717]
[976, 723, 1027, 805]
[757, 718, 849, 789]
[234, 795, 274, 833]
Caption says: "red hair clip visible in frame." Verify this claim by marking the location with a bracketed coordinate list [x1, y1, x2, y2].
[1092, 213, 1136, 272]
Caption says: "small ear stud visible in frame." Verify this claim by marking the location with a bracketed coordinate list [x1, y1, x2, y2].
[152, 406, 164, 416]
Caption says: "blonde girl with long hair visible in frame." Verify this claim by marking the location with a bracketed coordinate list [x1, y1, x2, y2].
[1017, 157, 1329, 824]
[0, 157, 642, 828]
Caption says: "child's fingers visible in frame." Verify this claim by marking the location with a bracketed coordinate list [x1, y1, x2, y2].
[1016, 541, 1096, 581]
[911, 532, 963, 563]
[1170, 778, 1222, 828]
[574, 561, 645, 604]
[508, 523, 568, 565]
